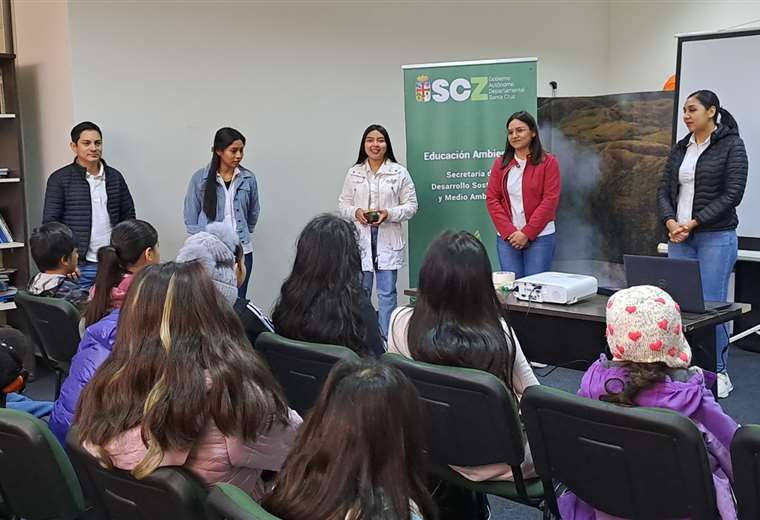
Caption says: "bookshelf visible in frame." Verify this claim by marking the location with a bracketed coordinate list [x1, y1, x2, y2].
[0, 53, 30, 312]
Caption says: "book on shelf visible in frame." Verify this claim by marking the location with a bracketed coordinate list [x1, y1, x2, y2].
[0, 213, 13, 242]
[0, 287, 17, 303]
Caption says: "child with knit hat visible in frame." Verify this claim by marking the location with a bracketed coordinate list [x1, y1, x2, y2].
[177, 222, 274, 345]
[559, 285, 739, 520]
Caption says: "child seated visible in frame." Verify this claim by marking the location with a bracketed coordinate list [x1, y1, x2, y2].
[263, 358, 436, 519]
[176, 222, 274, 345]
[28, 222, 87, 310]
[75, 262, 300, 500]
[559, 285, 738, 520]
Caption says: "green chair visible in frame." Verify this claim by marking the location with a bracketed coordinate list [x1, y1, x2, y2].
[382, 353, 545, 514]
[0, 408, 89, 519]
[521, 385, 718, 519]
[15, 291, 81, 398]
[66, 426, 207, 520]
[731, 424, 760, 520]
[206, 483, 282, 520]
[255, 332, 359, 416]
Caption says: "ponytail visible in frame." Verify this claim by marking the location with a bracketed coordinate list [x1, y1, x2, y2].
[202, 157, 220, 221]
[83, 219, 158, 326]
[202, 127, 247, 222]
[688, 89, 739, 132]
[599, 361, 668, 407]
[719, 107, 739, 131]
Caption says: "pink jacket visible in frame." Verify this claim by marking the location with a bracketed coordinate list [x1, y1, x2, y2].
[86, 408, 302, 501]
[88, 272, 136, 310]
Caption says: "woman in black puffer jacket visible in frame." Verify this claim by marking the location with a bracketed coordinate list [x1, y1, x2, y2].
[657, 89, 748, 398]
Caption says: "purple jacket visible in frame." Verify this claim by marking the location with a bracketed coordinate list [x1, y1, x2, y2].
[559, 356, 739, 520]
[49, 309, 120, 444]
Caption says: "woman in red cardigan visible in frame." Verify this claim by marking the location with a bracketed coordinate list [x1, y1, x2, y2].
[486, 111, 561, 278]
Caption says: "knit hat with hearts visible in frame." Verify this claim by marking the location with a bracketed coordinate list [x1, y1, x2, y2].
[605, 285, 691, 369]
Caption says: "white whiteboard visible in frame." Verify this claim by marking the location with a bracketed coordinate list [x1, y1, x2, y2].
[676, 30, 760, 240]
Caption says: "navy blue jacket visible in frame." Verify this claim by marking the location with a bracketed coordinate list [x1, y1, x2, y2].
[658, 124, 748, 232]
[42, 159, 135, 261]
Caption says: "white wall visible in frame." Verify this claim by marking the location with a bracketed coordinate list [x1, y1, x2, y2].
[608, 1, 760, 93]
[63, 0, 611, 310]
[19, 1, 760, 311]
[12, 0, 74, 235]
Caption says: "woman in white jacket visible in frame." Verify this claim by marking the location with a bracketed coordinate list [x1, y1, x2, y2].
[338, 124, 418, 339]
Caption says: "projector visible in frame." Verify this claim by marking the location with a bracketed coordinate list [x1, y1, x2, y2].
[514, 272, 598, 305]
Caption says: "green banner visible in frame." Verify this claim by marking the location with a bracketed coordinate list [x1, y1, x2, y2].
[403, 58, 537, 287]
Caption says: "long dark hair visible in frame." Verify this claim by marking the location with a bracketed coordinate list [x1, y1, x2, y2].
[76, 261, 289, 479]
[84, 219, 158, 327]
[272, 214, 370, 355]
[354, 124, 397, 165]
[404, 231, 517, 389]
[203, 127, 246, 221]
[687, 90, 739, 131]
[600, 361, 669, 407]
[501, 111, 545, 167]
[264, 359, 437, 520]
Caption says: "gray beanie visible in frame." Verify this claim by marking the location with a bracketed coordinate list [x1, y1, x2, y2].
[176, 222, 240, 306]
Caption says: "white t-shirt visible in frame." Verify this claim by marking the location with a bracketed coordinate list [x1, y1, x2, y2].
[506, 158, 555, 237]
[217, 167, 252, 255]
[676, 134, 711, 224]
[85, 163, 112, 262]
[387, 306, 539, 397]
[367, 168, 380, 210]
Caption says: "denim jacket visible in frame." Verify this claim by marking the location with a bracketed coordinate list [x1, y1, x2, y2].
[183, 164, 260, 251]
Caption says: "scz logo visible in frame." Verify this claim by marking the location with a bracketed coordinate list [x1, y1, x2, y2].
[428, 77, 488, 103]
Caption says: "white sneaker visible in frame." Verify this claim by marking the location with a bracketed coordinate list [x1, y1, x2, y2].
[717, 371, 734, 399]
[530, 361, 548, 368]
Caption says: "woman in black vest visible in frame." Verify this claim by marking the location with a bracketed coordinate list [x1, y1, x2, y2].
[657, 89, 748, 398]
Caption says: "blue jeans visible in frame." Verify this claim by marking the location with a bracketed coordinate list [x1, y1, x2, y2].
[363, 227, 397, 339]
[668, 230, 737, 373]
[239, 253, 253, 299]
[78, 261, 98, 291]
[496, 233, 556, 279]
[362, 269, 397, 340]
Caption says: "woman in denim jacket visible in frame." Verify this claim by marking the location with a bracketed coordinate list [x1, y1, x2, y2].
[184, 127, 260, 298]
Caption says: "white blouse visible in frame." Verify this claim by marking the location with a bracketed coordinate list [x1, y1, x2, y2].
[676, 134, 711, 225]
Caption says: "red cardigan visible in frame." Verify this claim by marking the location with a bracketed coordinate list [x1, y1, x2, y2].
[485, 153, 561, 241]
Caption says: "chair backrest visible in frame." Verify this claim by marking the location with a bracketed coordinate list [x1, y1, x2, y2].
[0, 408, 86, 520]
[255, 332, 360, 415]
[382, 353, 526, 468]
[520, 385, 717, 520]
[66, 426, 208, 520]
[731, 424, 760, 520]
[206, 483, 282, 520]
[15, 290, 81, 367]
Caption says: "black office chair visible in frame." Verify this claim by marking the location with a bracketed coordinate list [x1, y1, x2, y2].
[731, 424, 760, 520]
[66, 426, 208, 520]
[206, 483, 282, 520]
[255, 332, 360, 416]
[382, 353, 545, 512]
[0, 408, 89, 519]
[520, 385, 718, 519]
[15, 291, 81, 398]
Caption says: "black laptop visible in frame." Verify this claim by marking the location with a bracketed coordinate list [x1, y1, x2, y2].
[623, 255, 733, 314]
